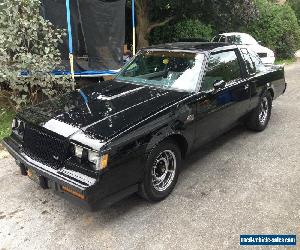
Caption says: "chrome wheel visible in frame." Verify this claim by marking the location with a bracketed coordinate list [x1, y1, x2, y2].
[152, 150, 177, 192]
[259, 97, 269, 125]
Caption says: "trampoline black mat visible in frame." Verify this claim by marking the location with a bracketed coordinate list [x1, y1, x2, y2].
[41, 0, 126, 71]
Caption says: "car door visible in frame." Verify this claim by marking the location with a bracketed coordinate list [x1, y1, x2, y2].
[193, 49, 251, 147]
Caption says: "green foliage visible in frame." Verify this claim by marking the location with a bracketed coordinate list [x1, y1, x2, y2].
[288, 0, 300, 22]
[275, 57, 297, 65]
[131, 0, 258, 48]
[150, 19, 214, 45]
[246, 0, 300, 59]
[134, 0, 257, 31]
[172, 20, 214, 41]
[0, 107, 15, 141]
[147, 0, 299, 60]
[200, 0, 258, 32]
[0, 0, 73, 109]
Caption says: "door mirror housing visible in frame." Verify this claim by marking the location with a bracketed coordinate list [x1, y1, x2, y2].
[213, 80, 226, 90]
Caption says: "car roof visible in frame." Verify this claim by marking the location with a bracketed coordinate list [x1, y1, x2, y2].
[144, 42, 237, 53]
[218, 32, 249, 36]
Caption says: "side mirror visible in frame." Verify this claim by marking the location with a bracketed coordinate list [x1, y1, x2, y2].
[213, 80, 226, 90]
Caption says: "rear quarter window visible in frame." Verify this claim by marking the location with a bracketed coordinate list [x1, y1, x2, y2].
[248, 49, 267, 74]
[240, 48, 256, 75]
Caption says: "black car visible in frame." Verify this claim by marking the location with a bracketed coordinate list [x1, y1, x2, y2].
[3, 43, 286, 209]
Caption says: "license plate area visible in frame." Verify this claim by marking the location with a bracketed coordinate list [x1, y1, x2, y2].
[27, 168, 48, 189]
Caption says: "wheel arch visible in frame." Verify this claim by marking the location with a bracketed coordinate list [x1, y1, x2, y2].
[259, 84, 274, 102]
[145, 130, 190, 160]
[163, 134, 189, 159]
[268, 87, 275, 99]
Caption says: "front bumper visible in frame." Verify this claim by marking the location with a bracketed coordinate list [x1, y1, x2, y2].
[2, 136, 138, 210]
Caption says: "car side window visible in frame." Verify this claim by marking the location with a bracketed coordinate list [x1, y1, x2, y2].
[219, 36, 226, 43]
[241, 48, 256, 75]
[201, 50, 242, 91]
[212, 36, 220, 42]
[212, 35, 226, 43]
[248, 49, 267, 74]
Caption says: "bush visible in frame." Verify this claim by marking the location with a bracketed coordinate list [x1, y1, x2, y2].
[0, 107, 15, 141]
[0, 0, 73, 109]
[150, 19, 215, 45]
[245, 0, 300, 59]
[288, 0, 300, 22]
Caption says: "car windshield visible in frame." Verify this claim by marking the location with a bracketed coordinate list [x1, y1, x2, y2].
[115, 50, 205, 92]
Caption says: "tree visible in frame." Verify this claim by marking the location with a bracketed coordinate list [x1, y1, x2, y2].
[150, 19, 214, 45]
[200, 0, 257, 33]
[133, 0, 188, 48]
[0, 0, 72, 109]
[246, 0, 300, 58]
[288, 0, 300, 22]
[133, 0, 258, 48]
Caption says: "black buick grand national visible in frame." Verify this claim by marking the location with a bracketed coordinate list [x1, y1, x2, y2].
[3, 43, 286, 209]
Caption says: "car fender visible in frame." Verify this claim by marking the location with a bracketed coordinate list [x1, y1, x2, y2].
[144, 103, 194, 159]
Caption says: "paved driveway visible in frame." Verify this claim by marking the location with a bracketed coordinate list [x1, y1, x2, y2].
[0, 62, 299, 250]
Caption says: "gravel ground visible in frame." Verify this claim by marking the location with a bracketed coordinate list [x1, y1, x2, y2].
[0, 62, 299, 250]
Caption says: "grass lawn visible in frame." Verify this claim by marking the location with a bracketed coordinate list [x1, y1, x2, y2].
[0, 107, 15, 142]
[275, 57, 297, 65]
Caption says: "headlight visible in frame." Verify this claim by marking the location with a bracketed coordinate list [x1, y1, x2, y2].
[88, 152, 109, 171]
[12, 118, 25, 136]
[12, 118, 18, 129]
[74, 145, 83, 158]
[88, 151, 99, 165]
[73, 144, 109, 171]
[12, 118, 22, 130]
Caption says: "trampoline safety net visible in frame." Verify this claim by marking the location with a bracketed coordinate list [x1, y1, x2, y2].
[40, 0, 126, 72]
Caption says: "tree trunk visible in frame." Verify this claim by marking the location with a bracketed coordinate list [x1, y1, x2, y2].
[136, 2, 150, 49]
[135, 0, 175, 49]
[137, 19, 150, 48]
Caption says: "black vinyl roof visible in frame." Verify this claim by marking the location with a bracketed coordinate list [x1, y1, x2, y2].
[144, 42, 237, 53]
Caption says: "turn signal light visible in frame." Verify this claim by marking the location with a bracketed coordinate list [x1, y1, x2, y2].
[100, 154, 109, 170]
[62, 186, 86, 200]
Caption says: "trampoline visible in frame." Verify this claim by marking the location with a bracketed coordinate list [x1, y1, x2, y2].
[39, 0, 136, 79]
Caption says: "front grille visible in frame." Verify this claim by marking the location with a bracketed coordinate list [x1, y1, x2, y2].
[23, 125, 70, 169]
[257, 53, 268, 58]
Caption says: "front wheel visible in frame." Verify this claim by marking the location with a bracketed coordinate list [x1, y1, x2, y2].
[138, 141, 181, 202]
[246, 91, 273, 132]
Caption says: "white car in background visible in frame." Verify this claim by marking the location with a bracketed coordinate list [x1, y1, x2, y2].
[212, 32, 276, 64]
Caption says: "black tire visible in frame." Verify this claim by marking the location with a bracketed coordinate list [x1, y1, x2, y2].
[246, 91, 273, 132]
[138, 140, 181, 202]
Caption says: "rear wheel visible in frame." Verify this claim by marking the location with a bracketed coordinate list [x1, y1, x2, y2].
[138, 141, 181, 202]
[246, 91, 272, 131]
